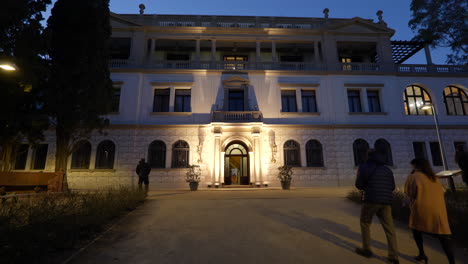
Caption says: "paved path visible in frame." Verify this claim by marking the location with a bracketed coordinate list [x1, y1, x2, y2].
[69, 188, 468, 264]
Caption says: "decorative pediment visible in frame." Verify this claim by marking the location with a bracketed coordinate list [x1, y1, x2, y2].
[222, 76, 250, 88]
[110, 13, 142, 27]
[327, 18, 394, 34]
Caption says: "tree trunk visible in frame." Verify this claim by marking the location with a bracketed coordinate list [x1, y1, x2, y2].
[55, 126, 71, 192]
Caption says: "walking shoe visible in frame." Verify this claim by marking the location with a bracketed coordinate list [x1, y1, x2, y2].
[355, 248, 373, 258]
[387, 258, 400, 264]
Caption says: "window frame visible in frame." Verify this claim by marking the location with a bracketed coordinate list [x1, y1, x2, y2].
[71, 141, 92, 170]
[148, 140, 166, 168]
[110, 85, 121, 113]
[443, 86, 468, 116]
[283, 140, 301, 167]
[172, 140, 190, 168]
[347, 89, 362, 113]
[30, 144, 48, 170]
[281, 90, 298, 112]
[301, 89, 318, 113]
[429, 142, 443, 166]
[95, 140, 116, 169]
[367, 89, 382, 113]
[306, 140, 324, 167]
[14, 144, 29, 170]
[412, 141, 428, 160]
[153, 88, 170, 112]
[353, 139, 369, 166]
[174, 89, 192, 112]
[374, 138, 393, 166]
[403, 85, 433, 116]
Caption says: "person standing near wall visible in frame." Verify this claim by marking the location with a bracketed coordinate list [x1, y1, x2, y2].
[355, 149, 399, 264]
[405, 158, 455, 264]
[136, 158, 151, 192]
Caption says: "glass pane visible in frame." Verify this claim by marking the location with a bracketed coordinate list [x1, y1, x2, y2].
[430, 142, 443, 166]
[32, 144, 48, 170]
[413, 86, 422, 96]
[406, 87, 414, 96]
[14, 144, 29, 170]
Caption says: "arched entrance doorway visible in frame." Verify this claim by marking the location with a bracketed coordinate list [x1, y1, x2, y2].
[224, 142, 249, 185]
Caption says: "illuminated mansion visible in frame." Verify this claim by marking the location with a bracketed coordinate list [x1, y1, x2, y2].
[15, 9, 468, 189]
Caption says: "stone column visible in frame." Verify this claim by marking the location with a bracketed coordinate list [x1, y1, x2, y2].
[256, 41, 261, 64]
[213, 132, 221, 184]
[271, 41, 277, 62]
[296, 89, 303, 112]
[149, 38, 156, 63]
[211, 39, 217, 68]
[322, 34, 338, 71]
[195, 39, 201, 65]
[424, 44, 433, 65]
[361, 89, 368, 112]
[314, 41, 320, 64]
[253, 132, 261, 185]
[377, 36, 395, 71]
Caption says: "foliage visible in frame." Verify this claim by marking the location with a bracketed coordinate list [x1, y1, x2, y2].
[0, 0, 51, 171]
[278, 165, 293, 181]
[45, 0, 113, 179]
[0, 186, 146, 263]
[347, 188, 468, 246]
[409, 0, 468, 64]
[185, 165, 201, 182]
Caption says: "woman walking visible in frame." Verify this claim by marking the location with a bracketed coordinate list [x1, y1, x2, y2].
[404, 158, 455, 264]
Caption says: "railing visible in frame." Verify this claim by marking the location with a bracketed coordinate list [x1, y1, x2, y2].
[212, 111, 263, 122]
[396, 64, 467, 73]
[109, 59, 468, 74]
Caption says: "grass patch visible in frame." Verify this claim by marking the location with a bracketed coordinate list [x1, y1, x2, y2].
[347, 188, 468, 247]
[0, 186, 146, 263]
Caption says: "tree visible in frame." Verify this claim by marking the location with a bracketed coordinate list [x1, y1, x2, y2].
[0, 0, 51, 171]
[46, 0, 113, 186]
[409, 0, 468, 64]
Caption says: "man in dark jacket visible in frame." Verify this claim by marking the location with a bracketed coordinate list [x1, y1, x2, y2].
[455, 144, 468, 186]
[136, 158, 151, 191]
[355, 149, 399, 264]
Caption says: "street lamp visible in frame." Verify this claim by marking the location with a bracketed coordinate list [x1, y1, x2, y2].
[0, 62, 17, 71]
[419, 103, 456, 192]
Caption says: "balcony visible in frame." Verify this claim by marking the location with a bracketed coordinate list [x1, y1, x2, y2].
[212, 111, 263, 123]
[110, 59, 467, 74]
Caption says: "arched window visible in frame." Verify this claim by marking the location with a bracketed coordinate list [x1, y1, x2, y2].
[148, 140, 166, 168]
[353, 139, 369, 166]
[444, 86, 468, 116]
[172, 140, 189, 168]
[95, 140, 115, 169]
[375, 139, 393, 166]
[403, 85, 433, 115]
[306, 140, 324, 167]
[284, 140, 301, 167]
[71, 140, 91, 169]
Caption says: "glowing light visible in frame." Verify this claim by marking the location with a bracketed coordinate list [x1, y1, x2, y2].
[0, 64, 17, 71]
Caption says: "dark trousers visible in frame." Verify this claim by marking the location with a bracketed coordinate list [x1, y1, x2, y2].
[412, 229, 455, 264]
[360, 203, 398, 260]
[138, 176, 149, 191]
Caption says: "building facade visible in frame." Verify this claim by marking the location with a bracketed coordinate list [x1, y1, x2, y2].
[13, 10, 468, 189]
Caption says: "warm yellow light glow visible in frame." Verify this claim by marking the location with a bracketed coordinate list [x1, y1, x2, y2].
[420, 105, 432, 110]
[0, 64, 17, 71]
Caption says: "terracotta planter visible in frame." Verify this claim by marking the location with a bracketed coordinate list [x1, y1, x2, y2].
[189, 182, 199, 191]
[281, 181, 291, 190]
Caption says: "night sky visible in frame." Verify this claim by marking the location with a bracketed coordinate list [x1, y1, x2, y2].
[45, 0, 450, 64]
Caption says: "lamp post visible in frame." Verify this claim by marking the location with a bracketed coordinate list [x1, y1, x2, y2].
[420, 103, 456, 192]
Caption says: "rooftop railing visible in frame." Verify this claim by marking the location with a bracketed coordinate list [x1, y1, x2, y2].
[110, 59, 468, 74]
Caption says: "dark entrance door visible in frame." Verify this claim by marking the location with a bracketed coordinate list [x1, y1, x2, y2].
[224, 142, 249, 185]
[228, 90, 244, 111]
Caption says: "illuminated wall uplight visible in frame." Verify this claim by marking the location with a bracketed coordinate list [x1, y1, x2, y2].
[0, 64, 17, 71]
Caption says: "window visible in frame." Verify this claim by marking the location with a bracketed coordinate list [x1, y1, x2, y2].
[174, 89, 191, 112]
[153, 89, 170, 112]
[341, 58, 352, 70]
[148, 140, 166, 168]
[348, 90, 362, 112]
[280, 56, 304, 62]
[110, 86, 121, 112]
[71, 141, 91, 169]
[281, 90, 297, 112]
[284, 140, 301, 166]
[224, 55, 248, 70]
[228, 90, 244, 111]
[353, 139, 369, 166]
[403, 85, 433, 115]
[31, 144, 48, 170]
[14, 144, 29, 170]
[95, 140, 115, 169]
[172, 140, 189, 168]
[306, 140, 323, 167]
[375, 139, 393, 166]
[167, 54, 190, 69]
[167, 54, 190, 61]
[367, 90, 381, 112]
[443, 86, 468, 116]
[302, 90, 318, 112]
[454, 141, 466, 150]
[413, 142, 428, 160]
[429, 142, 443, 166]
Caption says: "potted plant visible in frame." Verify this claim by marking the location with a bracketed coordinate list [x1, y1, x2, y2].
[278, 165, 293, 190]
[186, 165, 201, 191]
